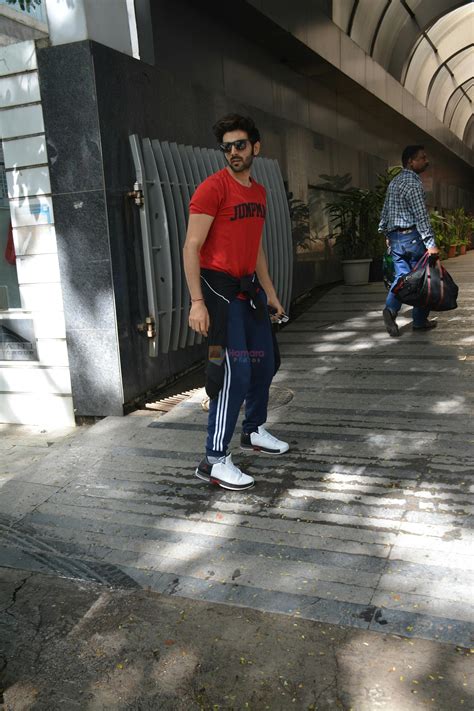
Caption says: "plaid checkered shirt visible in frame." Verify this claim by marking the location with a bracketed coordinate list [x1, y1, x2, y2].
[378, 169, 436, 248]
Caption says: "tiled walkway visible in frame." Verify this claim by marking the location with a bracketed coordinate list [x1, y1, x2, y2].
[1, 254, 473, 648]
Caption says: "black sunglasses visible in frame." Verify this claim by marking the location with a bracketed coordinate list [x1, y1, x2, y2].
[219, 139, 250, 153]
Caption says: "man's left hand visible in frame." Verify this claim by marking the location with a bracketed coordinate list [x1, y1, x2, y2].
[267, 295, 285, 321]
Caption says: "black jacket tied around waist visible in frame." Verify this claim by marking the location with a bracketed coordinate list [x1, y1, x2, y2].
[200, 268, 281, 399]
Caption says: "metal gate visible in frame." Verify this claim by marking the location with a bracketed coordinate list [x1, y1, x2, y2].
[129, 135, 293, 355]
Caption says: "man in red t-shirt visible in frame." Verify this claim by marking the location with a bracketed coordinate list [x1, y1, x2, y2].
[183, 114, 289, 491]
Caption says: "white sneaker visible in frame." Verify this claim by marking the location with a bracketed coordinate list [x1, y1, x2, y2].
[195, 453, 254, 491]
[240, 426, 289, 455]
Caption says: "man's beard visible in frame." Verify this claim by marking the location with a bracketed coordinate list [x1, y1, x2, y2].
[228, 153, 254, 173]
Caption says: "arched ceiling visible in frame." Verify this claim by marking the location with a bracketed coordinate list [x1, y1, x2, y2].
[332, 0, 473, 148]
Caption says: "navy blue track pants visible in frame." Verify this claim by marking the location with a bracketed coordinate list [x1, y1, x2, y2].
[206, 296, 275, 457]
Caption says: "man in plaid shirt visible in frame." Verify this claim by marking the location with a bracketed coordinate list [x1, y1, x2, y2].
[379, 145, 439, 337]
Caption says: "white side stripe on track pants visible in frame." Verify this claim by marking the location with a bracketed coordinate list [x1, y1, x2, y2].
[212, 350, 231, 453]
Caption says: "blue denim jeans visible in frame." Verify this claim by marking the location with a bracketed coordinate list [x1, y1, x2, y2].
[385, 229, 430, 327]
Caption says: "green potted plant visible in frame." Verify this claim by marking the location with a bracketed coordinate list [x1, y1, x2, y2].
[369, 168, 403, 280]
[430, 210, 450, 259]
[452, 209, 473, 255]
[323, 168, 405, 285]
[288, 196, 314, 251]
[442, 209, 469, 257]
[325, 188, 379, 285]
[459, 237, 468, 256]
[467, 212, 474, 250]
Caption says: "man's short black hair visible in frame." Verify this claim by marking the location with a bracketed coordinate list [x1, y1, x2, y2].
[212, 114, 260, 144]
[402, 145, 424, 167]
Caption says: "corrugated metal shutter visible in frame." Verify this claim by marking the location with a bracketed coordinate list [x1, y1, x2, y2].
[130, 135, 293, 355]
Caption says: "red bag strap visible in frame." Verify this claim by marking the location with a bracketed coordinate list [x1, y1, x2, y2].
[436, 260, 445, 307]
[424, 261, 431, 307]
[414, 251, 429, 271]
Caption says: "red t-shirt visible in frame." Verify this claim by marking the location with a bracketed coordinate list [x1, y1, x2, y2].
[189, 168, 266, 278]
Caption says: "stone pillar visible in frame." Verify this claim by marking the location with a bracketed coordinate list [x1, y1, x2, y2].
[37, 41, 125, 417]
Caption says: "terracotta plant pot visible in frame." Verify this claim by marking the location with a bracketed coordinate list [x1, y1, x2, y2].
[447, 245, 457, 258]
[459, 245, 466, 255]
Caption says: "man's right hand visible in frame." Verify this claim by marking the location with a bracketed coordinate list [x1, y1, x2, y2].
[189, 301, 209, 336]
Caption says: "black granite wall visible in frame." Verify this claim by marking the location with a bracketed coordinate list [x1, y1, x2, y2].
[38, 42, 124, 416]
[38, 41, 212, 415]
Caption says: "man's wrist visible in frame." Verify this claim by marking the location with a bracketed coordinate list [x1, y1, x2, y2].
[265, 287, 277, 301]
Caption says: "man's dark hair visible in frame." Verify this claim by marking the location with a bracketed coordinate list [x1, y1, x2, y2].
[402, 144, 424, 167]
[212, 114, 260, 144]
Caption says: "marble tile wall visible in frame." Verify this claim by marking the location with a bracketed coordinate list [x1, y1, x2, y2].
[0, 40, 74, 426]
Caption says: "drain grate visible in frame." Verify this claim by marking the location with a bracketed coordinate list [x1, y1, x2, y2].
[144, 384, 293, 415]
[144, 388, 200, 413]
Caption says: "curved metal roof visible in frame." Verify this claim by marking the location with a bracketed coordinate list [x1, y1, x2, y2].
[333, 0, 473, 147]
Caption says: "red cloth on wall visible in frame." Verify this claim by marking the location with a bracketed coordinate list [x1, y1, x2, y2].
[4, 221, 15, 265]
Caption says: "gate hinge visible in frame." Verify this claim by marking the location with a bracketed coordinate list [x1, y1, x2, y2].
[127, 181, 144, 207]
[137, 316, 156, 338]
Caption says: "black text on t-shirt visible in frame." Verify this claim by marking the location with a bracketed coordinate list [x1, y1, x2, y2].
[230, 202, 266, 221]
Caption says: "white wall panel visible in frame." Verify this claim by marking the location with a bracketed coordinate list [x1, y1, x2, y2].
[19, 283, 64, 312]
[0, 71, 40, 108]
[1, 103, 44, 140]
[30, 311, 66, 340]
[0, 365, 72, 395]
[10, 195, 54, 228]
[0, 392, 75, 426]
[35, 339, 69, 367]
[3, 134, 48, 169]
[15, 253, 60, 285]
[0, 38, 75, 428]
[45, 0, 133, 57]
[12, 224, 57, 256]
[0, 40, 37, 77]
[7, 165, 51, 199]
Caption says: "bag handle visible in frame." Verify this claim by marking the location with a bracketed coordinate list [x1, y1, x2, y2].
[433, 256, 445, 307]
[414, 251, 430, 271]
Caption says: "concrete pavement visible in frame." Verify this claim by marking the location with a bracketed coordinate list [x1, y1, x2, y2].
[1, 253, 473, 709]
[1, 567, 472, 710]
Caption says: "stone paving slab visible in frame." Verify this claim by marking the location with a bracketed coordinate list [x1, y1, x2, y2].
[0, 254, 473, 650]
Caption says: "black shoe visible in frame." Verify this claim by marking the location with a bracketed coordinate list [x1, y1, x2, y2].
[413, 320, 437, 331]
[383, 308, 399, 337]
